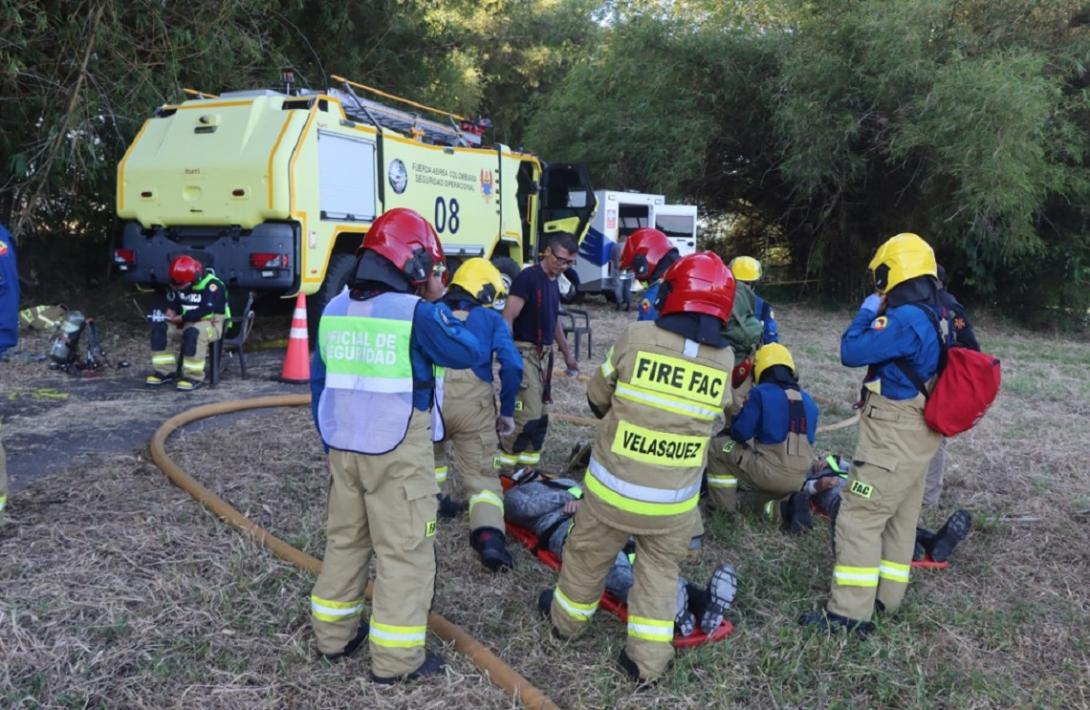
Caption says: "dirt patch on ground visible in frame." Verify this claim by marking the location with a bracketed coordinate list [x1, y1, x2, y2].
[2, 298, 1089, 707]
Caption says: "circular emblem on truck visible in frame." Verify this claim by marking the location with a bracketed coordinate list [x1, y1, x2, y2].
[388, 159, 408, 194]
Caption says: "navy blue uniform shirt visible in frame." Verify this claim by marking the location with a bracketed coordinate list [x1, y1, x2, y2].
[0, 225, 18, 355]
[448, 299, 524, 417]
[754, 294, 779, 344]
[510, 264, 559, 345]
[730, 383, 819, 445]
[841, 302, 943, 401]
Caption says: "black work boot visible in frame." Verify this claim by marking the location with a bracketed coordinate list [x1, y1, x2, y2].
[472, 528, 514, 572]
[436, 494, 465, 519]
[928, 509, 972, 562]
[798, 610, 874, 639]
[320, 623, 369, 662]
[537, 588, 554, 619]
[617, 649, 657, 688]
[782, 492, 814, 534]
[370, 651, 447, 685]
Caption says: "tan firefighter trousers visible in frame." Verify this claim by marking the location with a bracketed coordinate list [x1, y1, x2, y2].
[497, 344, 548, 468]
[310, 413, 439, 677]
[550, 504, 692, 680]
[705, 440, 811, 518]
[828, 391, 941, 621]
[151, 318, 224, 382]
[433, 371, 504, 533]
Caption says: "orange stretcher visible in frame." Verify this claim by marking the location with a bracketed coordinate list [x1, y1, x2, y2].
[501, 475, 734, 648]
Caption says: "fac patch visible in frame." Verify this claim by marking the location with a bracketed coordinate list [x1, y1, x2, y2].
[871, 316, 889, 331]
[640, 298, 651, 312]
[208, 283, 217, 292]
[425, 519, 437, 537]
[0, 242, 7, 256]
[849, 479, 874, 499]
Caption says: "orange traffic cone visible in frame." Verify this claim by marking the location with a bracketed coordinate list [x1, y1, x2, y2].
[280, 292, 310, 384]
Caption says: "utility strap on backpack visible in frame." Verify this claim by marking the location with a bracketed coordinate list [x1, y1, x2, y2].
[785, 389, 807, 456]
[892, 303, 949, 400]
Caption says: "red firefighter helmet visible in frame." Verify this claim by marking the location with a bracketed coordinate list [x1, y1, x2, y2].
[168, 255, 204, 288]
[360, 208, 446, 285]
[656, 251, 735, 322]
[620, 228, 675, 283]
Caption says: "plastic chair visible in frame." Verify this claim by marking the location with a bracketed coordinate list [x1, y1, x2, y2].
[209, 291, 255, 387]
[559, 307, 592, 361]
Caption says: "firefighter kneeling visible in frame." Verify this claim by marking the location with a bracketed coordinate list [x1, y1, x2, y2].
[704, 343, 819, 521]
[539, 252, 735, 684]
[308, 208, 482, 682]
[145, 255, 229, 391]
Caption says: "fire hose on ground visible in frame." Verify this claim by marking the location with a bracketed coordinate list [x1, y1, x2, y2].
[149, 394, 560, 710]
[148, 393, 859, 708]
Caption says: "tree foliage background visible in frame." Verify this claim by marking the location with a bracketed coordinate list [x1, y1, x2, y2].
[529, 0, 1090, 320]
[3, 0, 1089, 320]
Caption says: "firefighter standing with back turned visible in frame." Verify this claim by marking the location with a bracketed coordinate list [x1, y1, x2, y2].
[145, 255, 229, 391]
[728, 256, 780, 345]
[800, 232, 951, 636]
[539, 252, 735, 684]
[432, 258, 523, 571]
[308, 208, 482, 682]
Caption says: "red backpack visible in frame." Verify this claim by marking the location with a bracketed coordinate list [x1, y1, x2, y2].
[894, 305, 1002, 437]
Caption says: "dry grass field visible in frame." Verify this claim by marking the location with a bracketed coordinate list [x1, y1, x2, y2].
[2, 297, 1088, 708]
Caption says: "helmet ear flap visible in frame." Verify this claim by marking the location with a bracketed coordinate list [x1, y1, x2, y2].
[478, 282, 497, 306]
[404, 248, 433, 284]
[873, 264, 890, 293]
[630, 254, 650, 280]
[653, 280, 672, 313]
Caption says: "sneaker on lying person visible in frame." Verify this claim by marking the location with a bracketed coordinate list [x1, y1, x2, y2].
[674, 576, 695, 636]
[700, 563, 737, 634]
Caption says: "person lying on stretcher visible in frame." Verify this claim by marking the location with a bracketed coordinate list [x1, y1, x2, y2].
[781, 455, 972, 562]
[504, 469, 738, 635]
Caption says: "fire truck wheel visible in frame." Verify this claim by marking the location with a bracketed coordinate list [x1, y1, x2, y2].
[307, 253, 356, 345]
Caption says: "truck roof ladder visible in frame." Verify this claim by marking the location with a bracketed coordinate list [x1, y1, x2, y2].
[330, 74, 484, 147]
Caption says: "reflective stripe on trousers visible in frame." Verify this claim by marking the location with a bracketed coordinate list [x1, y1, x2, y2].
[468, 489, 504, 514]
[833, 565, 879, 587]
[310, 595, 365, 623]
[879, 559, 910, 583]
[554, 586, 598, 621]
[627, 614, 674, 643]
[369, 617, 427, 649]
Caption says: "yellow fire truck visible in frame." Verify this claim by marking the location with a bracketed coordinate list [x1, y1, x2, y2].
[114, 73, 596, 324]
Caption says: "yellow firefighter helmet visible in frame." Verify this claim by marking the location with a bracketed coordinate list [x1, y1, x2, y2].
[728, 256, 763, 282]
[753, 343, 796, 382]
[450, 257, 507, 307]
[868, 233, 937, 294]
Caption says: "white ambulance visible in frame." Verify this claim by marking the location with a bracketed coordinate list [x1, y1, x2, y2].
[569, 190, 697, 299]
